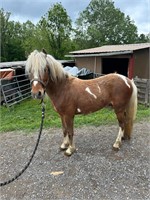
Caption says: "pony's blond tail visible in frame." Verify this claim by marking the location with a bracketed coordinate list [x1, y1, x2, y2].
[124, 80, 137, 139]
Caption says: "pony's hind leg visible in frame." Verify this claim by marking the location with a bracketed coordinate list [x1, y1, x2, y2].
[113, 110, 126, 150]
[113, 127, 124, 150]
[60, 116, 75, 156]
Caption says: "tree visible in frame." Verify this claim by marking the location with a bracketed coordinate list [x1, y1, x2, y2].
[74, 0, 139, 48]
[7, 21, 26, 61]
[0, 8, 11, 61]
[0, 8, 25, 61]
[21, 20, 41, 53]
[137, 33, 149, 43]
[39, 3, 73, 59]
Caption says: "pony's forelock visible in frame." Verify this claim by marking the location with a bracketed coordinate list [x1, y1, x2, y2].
[26, 50, 46, 78]
[26, 50, 68, 81]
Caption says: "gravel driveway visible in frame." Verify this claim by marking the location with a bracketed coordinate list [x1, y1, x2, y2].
[0, 121, 149, 200]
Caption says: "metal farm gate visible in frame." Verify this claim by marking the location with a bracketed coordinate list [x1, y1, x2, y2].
[0, 68, 31, 108]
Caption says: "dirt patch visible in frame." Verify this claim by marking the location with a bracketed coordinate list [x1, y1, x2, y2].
[0, 121, 149, 200]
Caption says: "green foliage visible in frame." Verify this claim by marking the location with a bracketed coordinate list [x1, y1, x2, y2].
[21, 21, 39, 53]
[0, 4, 73, 61]
[74, 0, 140, 48]
[1, 8, 10, 61]
[0, 2, 149, 62]
[0, 9, 25, 61]
[38, 3, 73, 59]
[0, 99, 149, 133]
[137, 33, 150, 43]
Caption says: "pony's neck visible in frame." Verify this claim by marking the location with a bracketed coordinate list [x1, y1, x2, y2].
[45, 76, 69, 98]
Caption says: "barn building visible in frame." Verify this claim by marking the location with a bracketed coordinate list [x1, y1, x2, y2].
[68, 43, 150, 79]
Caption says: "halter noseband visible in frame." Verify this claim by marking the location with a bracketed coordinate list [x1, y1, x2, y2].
[30, 78, 49, 89]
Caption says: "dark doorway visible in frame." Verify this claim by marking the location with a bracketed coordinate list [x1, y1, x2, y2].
[102, 58, 129, 77]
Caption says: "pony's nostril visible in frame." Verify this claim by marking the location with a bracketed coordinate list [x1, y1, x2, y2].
[31, 91, 43, 99]
[38, 91, 42, 97]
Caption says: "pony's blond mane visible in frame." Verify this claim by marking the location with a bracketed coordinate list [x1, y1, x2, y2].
[26, 50, 68, 81]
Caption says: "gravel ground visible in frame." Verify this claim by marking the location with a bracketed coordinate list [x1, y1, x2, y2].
[0, 121, 149, 200]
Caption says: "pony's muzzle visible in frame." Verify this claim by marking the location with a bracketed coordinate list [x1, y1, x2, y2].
[32, 90, 44, 99]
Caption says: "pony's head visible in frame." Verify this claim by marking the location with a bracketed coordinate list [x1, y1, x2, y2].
[26, 49, 67, 99]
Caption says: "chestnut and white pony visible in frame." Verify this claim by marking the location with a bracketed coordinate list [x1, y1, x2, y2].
[26, 50, 137, 156]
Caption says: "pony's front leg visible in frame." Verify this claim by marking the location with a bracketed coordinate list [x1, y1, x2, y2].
[60, 128, 69, 150]
[60, 116, 75, 156]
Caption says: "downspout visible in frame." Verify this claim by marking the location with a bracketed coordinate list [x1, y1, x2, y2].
[128, 54, 134, 79]
[94, 56, 97, 78]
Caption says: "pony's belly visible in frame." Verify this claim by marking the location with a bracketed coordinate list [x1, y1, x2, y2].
[76, 101, 108, 115]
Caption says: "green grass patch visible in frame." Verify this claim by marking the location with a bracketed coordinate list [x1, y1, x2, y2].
[136, 104, 150, 121]
[0, 98, 149, 133]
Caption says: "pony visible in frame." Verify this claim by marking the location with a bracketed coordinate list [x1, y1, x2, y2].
[26, 49, 137, 156]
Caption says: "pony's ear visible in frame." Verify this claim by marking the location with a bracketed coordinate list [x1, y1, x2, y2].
[42, 48, 47, 55]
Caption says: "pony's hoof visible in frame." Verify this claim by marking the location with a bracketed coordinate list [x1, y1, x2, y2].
[113, 146, 120, 151]
[60, 143, 69, 151]
[64, 151, 72, 156]
[64, 146, 75, 156]
[122, 135, 130, 140]
[113, 142, 121, 151]
[60, 146, 67, 151]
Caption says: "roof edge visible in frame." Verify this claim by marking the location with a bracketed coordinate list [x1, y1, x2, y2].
[65, 51, 133, 58]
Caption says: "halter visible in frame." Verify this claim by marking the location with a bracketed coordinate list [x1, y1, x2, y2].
[30, 65, 50, 89]
[30, 77, 49, 89]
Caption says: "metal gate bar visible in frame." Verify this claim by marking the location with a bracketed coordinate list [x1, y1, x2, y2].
[0, 73, 31, 108]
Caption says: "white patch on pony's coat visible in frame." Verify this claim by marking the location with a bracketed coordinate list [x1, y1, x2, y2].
[60, 135, 69, 149]
[33, 81, 38, 86]
[97, 85, 101, 93]
[32, 75, 39, 87]
[113, 127, 124, 149]
[77, 108, 81, 113]
[117, 74, 130, 88]
[85, 87, 97, 99]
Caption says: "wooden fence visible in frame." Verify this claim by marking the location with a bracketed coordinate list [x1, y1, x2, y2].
[134, 77, 150, 106]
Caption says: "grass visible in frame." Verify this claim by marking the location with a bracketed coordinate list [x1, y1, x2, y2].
[0, 98, 150, 133]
